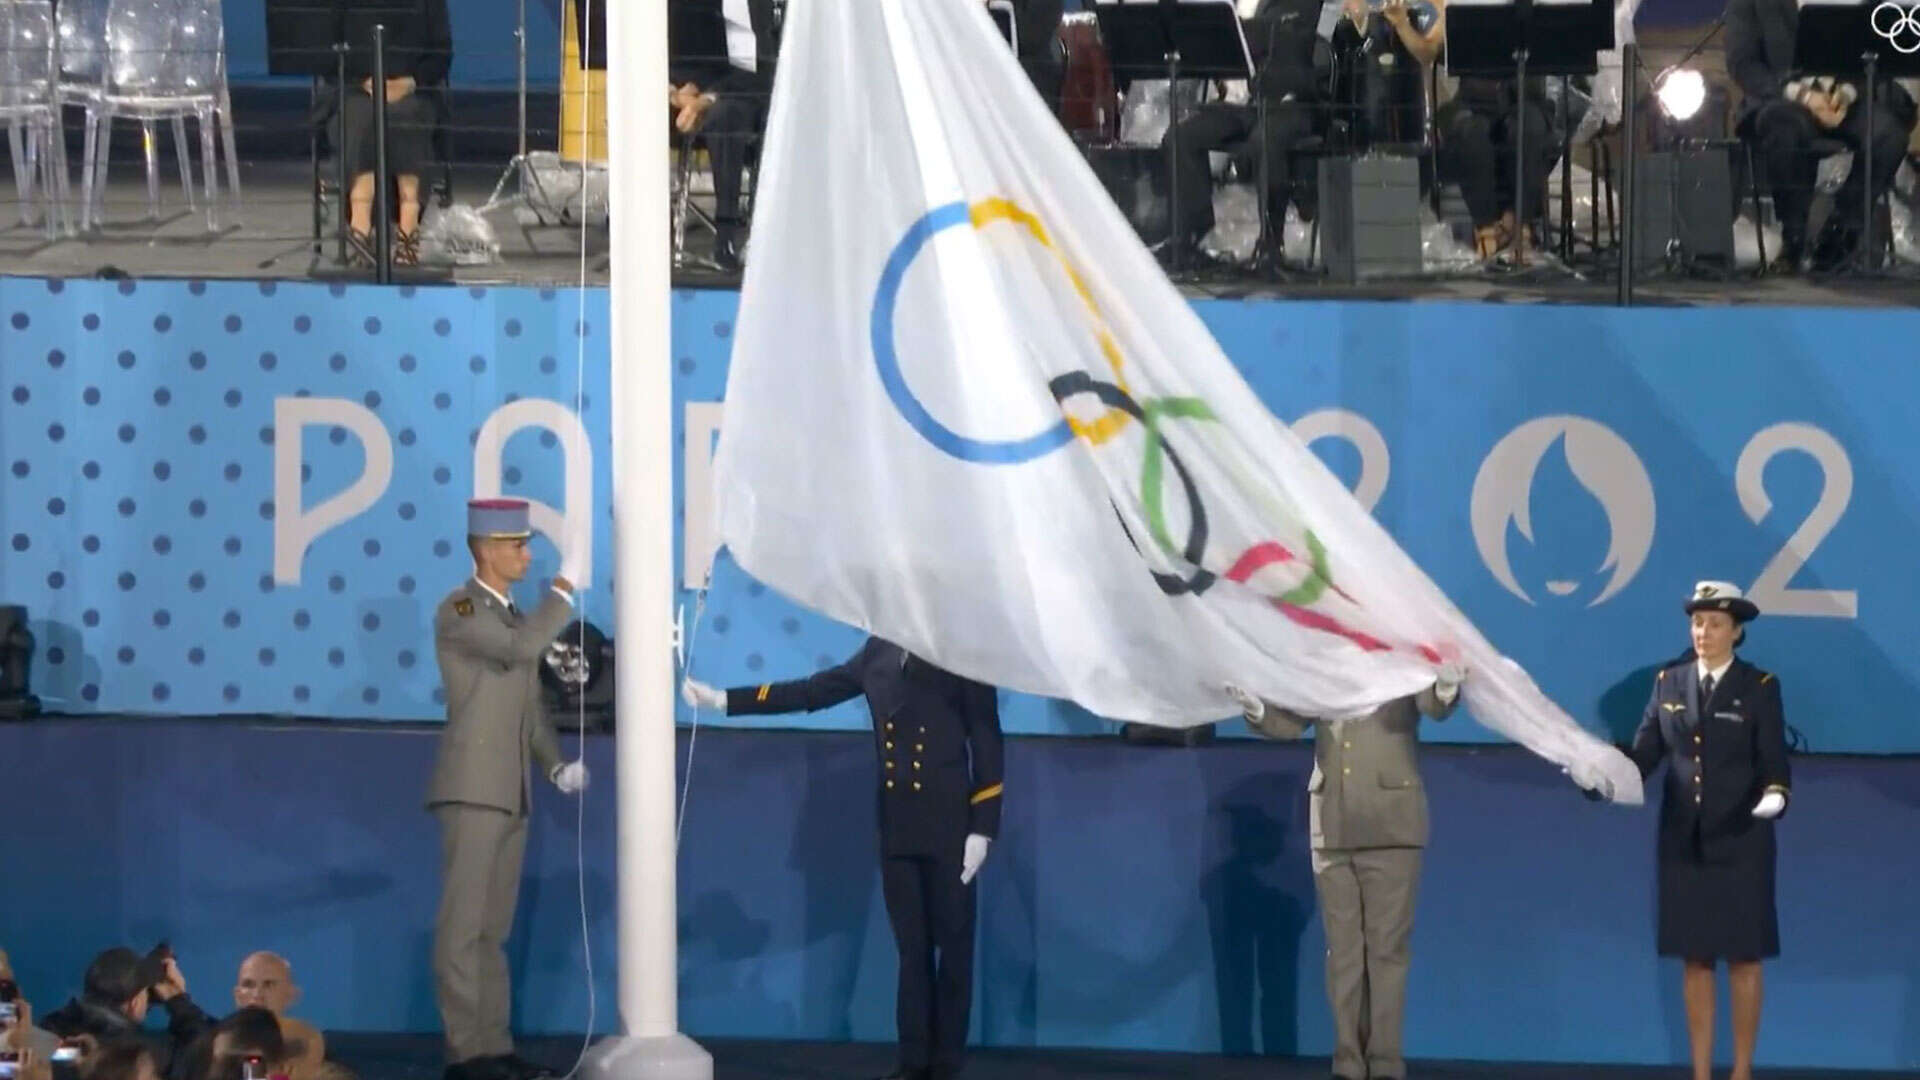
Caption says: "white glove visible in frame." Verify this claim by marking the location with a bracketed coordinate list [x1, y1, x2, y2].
[681, 678, 727, 711]
[1564, 760, 1613, 802]
[1752, 791, 1786, 819]
[960, 833, 992, 885]
[551, 760, 588, 795]
[1223, 684, 1265, 723]
[1434, 661, 1467, 702]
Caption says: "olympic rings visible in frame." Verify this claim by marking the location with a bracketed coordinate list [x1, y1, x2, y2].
[870, 200, 1134, 464]
[1049, 371, 1217, 596]
[1871, 1, 1920, 54]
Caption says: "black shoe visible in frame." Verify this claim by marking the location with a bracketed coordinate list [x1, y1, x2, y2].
[1810, 217, 1860, 273]
[713, 227, 744, 272]
[1765, 243, 1805, 276]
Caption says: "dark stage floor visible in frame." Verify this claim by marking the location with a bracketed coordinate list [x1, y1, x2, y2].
[323, 1034, 1914, 1080]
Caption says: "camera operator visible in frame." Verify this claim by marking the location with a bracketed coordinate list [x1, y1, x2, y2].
[42, 949, 211, 1080]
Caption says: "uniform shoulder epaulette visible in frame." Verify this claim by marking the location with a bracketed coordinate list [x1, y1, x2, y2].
[1759, 670, 1775, 684]
[453, 597, 474, 617]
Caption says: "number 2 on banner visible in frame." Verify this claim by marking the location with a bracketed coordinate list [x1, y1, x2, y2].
[1735, 422, 1857, 619]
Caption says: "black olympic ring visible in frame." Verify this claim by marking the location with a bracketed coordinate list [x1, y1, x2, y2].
[1047, 370, 1218, 597]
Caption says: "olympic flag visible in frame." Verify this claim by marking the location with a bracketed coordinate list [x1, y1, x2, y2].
[711, 0, 1642, 803]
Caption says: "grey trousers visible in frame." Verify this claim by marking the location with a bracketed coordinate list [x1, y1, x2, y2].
[1312, 846, 1423, 1080]
[433, 802, 528, 1063]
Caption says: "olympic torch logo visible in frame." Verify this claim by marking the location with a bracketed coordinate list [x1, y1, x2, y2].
[1872, 1, 1920, 54]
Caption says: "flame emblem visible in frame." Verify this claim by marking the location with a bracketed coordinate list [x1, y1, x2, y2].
[1470, 416, 1656, 606]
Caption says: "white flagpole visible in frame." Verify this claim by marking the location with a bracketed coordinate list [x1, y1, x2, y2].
[583, 0, 711, 1075]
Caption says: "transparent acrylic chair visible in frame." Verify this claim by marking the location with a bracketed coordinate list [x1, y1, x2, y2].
[1, 0, 73, 238]
[78, 0, 240, 230]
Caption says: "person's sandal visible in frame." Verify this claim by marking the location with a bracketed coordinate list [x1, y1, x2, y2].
[1474, 224, 1504, 261]
[347, 228, 375, 269]
[395, 228, 421, 267]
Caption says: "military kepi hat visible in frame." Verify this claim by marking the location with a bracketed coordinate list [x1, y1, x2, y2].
[468, 498, 533, 539]
[1684, 580, 1759, 622]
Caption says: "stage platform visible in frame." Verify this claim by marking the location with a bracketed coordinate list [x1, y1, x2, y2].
[2, 718, 1916, 1072]
[5, 160, 1920, 308]
[325, 1033, 1914, 1079]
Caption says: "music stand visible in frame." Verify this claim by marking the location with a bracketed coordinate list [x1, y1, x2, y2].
[1442, 0, 1610, 261]
[1093, 0, 1254, 273]
[1793, 1, 1920, 270]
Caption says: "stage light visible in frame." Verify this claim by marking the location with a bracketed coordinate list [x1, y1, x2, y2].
[0, 605, 42, 719]
[1655, 68, 1707, 123]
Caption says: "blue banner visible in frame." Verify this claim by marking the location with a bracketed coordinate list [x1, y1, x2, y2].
[4, 280, 1917, 752]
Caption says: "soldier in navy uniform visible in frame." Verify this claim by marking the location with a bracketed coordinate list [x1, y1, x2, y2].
[683, 637, 1004, 1080]
[1580, 581, 1790, 1080]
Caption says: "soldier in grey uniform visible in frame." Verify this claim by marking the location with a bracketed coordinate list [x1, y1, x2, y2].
[430, 498, 588, 1080]
[1229, 662, 1464, 1080]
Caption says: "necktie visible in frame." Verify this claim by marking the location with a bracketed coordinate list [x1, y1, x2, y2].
[1700, 674, 1714, 705]
[507, 601, 520, 619]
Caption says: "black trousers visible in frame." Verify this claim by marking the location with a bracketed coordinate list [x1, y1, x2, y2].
[1158, 100, 1318, 246]
[700, 91, 766, 243]
[881, 854, 976, 1073]
[1749, 95, 1910, 252]
[1436, 97, 1555, 229]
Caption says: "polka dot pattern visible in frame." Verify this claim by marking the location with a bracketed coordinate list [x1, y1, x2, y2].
[0, 278, 626, 721]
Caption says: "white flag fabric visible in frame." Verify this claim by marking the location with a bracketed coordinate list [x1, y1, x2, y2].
[713, 0, 1641, 803]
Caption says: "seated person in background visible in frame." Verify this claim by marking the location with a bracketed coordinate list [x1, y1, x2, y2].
[1329, 0, 1443, 152]
[327, 0, 453, 269]
[1432, 0, 1561, 264]
[42, 949, 212, 1080]
[1158, 0, 1330, 264]
[669, 0, 782, 271]
[231, 955, 322, 1080]
[1726, 0, 1915, 272]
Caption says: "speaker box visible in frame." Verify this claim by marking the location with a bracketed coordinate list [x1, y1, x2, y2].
[1632, 149, 1735, 270]
[1317, 154, 1424, 282]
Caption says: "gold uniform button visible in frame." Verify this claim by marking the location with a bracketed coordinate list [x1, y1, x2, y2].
[913, 761, 921, 770]
[913, 781, 922, 791]
[919, 726, 926, 734]
[1343, 741, 1352, 750]
[1343, 767, 1351, 775]
[886, 779, 895, 789]
[915, 743, 924, 752]
[886, 722, 895, 732]
[886, 761, 894, 770]
[886, 741, 894, 750]
[1695, 794, 1702, 803]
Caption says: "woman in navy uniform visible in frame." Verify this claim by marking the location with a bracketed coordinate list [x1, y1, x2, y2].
[1611, 581, 1791, 1080]
[684, 637, 1003, 1080]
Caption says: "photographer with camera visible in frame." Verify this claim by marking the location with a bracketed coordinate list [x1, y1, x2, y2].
[41, 948, 212, 1080]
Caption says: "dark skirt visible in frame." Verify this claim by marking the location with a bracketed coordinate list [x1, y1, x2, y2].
[1657, 843, 1780, 962]
[339, 90, 437, 178]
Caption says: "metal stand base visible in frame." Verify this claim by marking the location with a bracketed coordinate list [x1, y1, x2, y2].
[579, 1034, 712, 1080]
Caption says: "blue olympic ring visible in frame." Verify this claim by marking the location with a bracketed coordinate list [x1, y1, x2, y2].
[870, 201, 1076, 464]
